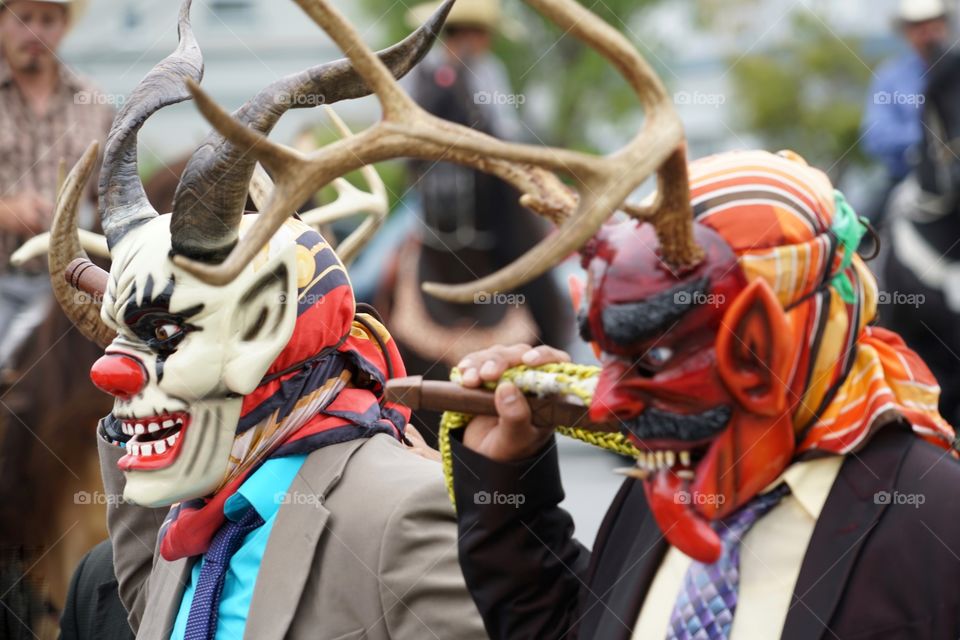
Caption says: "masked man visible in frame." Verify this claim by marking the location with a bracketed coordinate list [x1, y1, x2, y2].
[449, 149, 960, 639]
[49, 2, 485, 638]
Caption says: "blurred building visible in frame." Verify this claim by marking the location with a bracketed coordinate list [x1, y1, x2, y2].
[61, 0, 387, 167]
[60, 0, 913, 169]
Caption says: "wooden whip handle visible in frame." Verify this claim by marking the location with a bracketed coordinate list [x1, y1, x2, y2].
[65, 257, 108, 299]
[384, 376, 618, 433]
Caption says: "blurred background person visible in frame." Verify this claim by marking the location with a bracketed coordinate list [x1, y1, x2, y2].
[0, 0, 109, 364]
[0, 2, 114, 639]
[861, 0, 950, 218]
[878, 0, 960, 427]
[353, 0, 571, 445]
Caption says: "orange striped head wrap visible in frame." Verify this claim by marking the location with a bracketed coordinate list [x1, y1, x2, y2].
[690, 150, 953, 454]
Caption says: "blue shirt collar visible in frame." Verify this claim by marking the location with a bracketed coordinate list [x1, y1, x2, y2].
[224, 454, 308, 522]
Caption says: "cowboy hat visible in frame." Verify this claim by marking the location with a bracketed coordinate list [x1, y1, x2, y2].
[898, 0, 949, 23]
[406, 0, 525, 39]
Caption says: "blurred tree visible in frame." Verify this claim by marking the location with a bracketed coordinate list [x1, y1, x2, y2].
[727, 11, 877, 180]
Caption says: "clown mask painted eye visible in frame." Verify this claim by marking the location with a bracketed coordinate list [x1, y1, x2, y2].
[154, 323, 183, 343]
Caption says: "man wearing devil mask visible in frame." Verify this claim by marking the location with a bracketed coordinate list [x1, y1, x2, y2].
[448, 149, 960, 639]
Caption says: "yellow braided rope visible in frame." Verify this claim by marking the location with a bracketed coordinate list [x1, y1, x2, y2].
[439, 362, 641, 506]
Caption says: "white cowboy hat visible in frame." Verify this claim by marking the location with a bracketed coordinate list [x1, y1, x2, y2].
[406, 0, 525, 40]
[0, 0, 89, 27]
[898, 0, 949, 23]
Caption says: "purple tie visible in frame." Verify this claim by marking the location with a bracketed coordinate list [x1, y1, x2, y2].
[665, 483, 790, 640]
[183, 507, 264, 640]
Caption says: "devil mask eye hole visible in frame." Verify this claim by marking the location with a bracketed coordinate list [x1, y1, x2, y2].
[640, 346, 673, 371]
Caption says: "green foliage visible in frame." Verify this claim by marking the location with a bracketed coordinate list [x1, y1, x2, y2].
[729, 11, 877, 179]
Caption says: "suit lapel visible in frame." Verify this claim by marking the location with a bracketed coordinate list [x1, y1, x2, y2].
[781, 426, 910, 640]
[137, 556, 192, 639]
[589, 482, 668, 640]
[243, 438, 369, 640]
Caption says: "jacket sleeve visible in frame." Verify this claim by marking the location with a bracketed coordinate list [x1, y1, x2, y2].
[377, 465, 489, 640]
[97, 428, 168, 633]
[451, 435, 591, 639]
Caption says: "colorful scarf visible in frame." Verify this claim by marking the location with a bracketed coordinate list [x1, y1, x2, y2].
[159, 218, 409, 561]
[689, 150, 955, 456]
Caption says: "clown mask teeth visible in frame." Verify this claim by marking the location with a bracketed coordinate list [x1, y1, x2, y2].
[117, 412, 189, 472]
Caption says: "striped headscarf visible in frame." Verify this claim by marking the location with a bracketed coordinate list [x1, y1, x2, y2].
[689, 150, 954, 456]
[160, 217, 409, 561]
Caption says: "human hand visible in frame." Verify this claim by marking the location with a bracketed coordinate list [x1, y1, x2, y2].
[404, 424, 441, 462]
[456, 343, 570, 462]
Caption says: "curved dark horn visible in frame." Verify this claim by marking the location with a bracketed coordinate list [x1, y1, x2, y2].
[50, 141, 116, 348]
[99, 0, 202, 250]
[169, 0, 453, 263]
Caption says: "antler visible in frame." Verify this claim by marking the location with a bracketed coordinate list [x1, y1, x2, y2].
[10, 228, 108, 266]
[175, 0, 701, 300]
[247, 107, 389, 265]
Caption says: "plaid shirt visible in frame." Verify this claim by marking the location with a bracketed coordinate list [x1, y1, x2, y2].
[0, 55, 112, 274]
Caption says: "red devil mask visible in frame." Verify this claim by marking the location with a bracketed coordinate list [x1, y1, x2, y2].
[581, 150, 954, 562]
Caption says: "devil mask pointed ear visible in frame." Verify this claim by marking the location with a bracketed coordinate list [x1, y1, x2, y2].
[716, 278, 794, 417]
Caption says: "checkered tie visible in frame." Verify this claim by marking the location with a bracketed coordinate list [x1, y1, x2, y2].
[665, 483, 790, 640]
[183, 507, 264, 640]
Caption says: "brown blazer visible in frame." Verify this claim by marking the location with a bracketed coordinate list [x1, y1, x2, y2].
[99, 433, 487, 640]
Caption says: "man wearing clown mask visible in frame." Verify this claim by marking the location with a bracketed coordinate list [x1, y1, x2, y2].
[446, 157, 960, 637]
[49, 1, 489, 638]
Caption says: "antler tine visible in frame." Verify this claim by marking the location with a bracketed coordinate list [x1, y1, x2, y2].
[290, 0, 419, 121]
[48, 141, 115, 347]
[176, 0, 698, 293]
[300, 107, 389, 265]
[10, 229, 109, 266]
[246, 107, 389, 265]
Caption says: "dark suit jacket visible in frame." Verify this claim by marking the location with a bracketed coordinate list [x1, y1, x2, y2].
[59, 539, 134, 640]
[452, 423, 960, 639]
